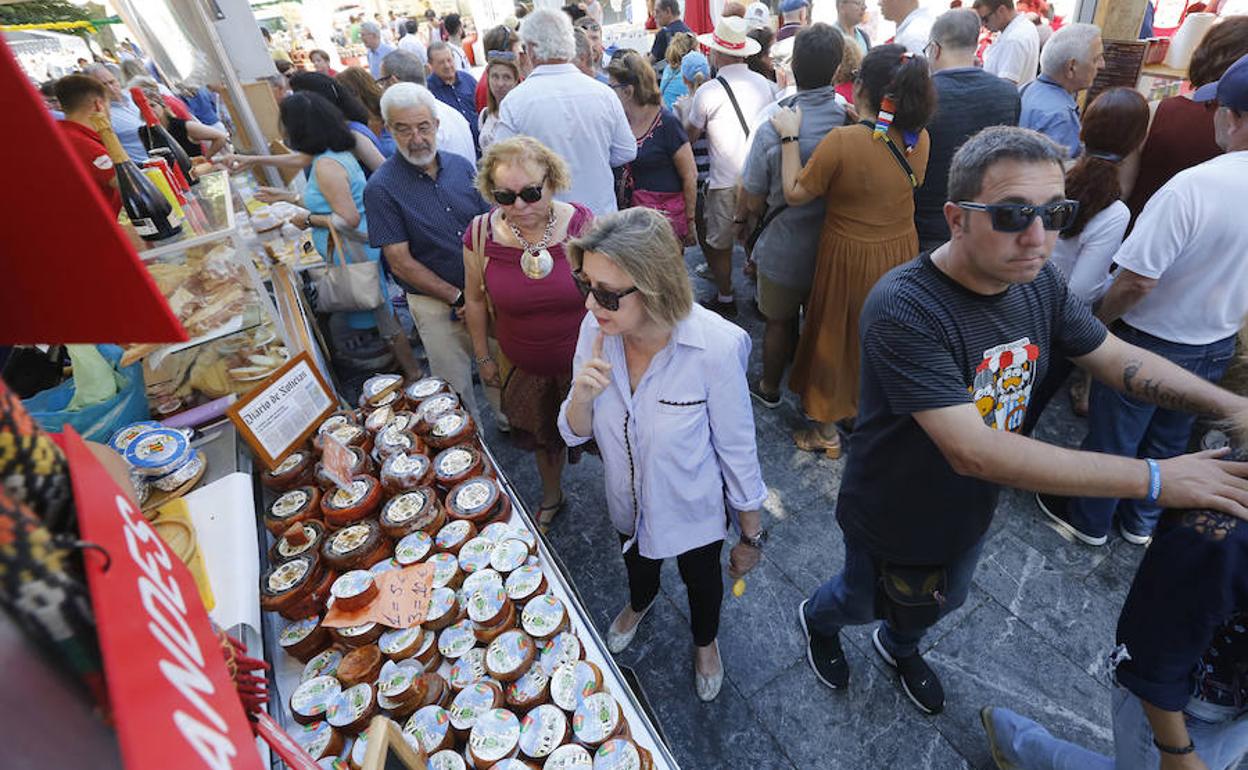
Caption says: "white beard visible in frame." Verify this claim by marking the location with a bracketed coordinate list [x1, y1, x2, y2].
[399, 147, 435, 166]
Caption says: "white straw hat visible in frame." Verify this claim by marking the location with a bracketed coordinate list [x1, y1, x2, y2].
[697, 16, 762, 57]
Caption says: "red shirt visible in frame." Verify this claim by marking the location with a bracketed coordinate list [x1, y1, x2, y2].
[58, 120, 122, 214]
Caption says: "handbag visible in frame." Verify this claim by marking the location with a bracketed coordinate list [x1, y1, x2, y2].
[464, 213, 513, 381]
[311, 222, 385, 313]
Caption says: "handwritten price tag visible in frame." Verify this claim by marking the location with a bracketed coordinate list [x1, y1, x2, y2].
[321, 433, 355, 492]
[322, 564, 434, 629]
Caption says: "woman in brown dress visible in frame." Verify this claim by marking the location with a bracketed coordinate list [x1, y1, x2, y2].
[771, 45, 935, 457]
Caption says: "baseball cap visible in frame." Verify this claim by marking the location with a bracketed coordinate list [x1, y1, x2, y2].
[745, 1, 771, 28]
[1192, 52, 1248, 112]
[681, 51, 710, 82]
[779, 0, 810, 12]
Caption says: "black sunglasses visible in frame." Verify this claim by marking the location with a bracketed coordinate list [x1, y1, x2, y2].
[957, 200, 1080, 232]
[492, 176, 546, 205]
[572, 272, 639, 312]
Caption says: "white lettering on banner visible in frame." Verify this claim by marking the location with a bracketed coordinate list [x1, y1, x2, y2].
[174, 710, 240, 770]
[113, 494, 238, 767]
[238, 360, 333, 457]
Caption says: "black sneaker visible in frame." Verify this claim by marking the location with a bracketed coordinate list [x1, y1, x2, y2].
[872, 627, 945, 715]
[749, 380, 782, 409]
[798, 599, 849, 689]
[1035, 493, 1107, 546]
[699, 296, 738, 319]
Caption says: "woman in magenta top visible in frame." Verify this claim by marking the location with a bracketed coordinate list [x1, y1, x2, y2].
[463, 136, 593, 528]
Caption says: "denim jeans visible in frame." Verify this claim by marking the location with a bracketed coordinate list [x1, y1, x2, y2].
[1069, 324, 1237, 538]
[805, 534, 984, 658]
[989, 686, 1248, 769]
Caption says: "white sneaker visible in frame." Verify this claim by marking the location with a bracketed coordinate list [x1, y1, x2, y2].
[606, 601, 654, 654]
[1119, 521, 1153, 546]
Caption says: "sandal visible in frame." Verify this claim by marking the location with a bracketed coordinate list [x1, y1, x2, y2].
[536, 495, 566, 533]
[794, 427, 841, 459]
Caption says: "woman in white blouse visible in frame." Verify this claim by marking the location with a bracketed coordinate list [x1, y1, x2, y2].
[557, 208, 768, 702]
[1025, 87, 1149, 431]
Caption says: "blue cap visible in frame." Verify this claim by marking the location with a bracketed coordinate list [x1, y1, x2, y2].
[779, 0, 809, 12]
[681, 51, 710, 82]
[1192, 52, 1248, 112]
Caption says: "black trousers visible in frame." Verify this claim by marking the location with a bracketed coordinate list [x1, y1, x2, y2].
[619, 535, 724, 647]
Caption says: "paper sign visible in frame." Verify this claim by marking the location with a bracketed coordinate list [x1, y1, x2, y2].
[321, 433, 355, 492]
[226, 351, 336, 470]
[323, 564, 434, 629]
[54, 428, 263, 770]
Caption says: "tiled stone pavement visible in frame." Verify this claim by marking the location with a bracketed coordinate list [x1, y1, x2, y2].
[346, 245, 1157, 769]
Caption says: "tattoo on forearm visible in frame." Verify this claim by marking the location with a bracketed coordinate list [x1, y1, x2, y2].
[1122, 359, 1204, 413]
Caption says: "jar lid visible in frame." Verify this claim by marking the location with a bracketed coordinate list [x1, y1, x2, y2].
[491, 539, 530, 574]
[330, 570, 374, 602]
[430, 410, 470, 440]
[279, 616, 321, 649]
[521, 593, 566, 639]
[326, 683, 373, 728]
[449, 477, 501, 519]
[438, 619, 479, 659]
[383, 452, 431, 479]
[545, 743, 593, 768]
[327, 522, 375, 556]
[435, 446, 479, 479]
[302, 649, 343, 682]
[428, 749, 467, 770]
[417, 393, 460, 422]
[108, 420, 163, 453]
[539, 632, 582, 677]
[468, 708, 521, 763]
[466, 583, 508, 625]
[382, 489, 436, 527]
[486, 630, 536, 678]
[593, 739, 643, 770]
[405, 376, 449, 402]
[448, 647, 489, 690]
[294, 720, 334, 759]
[362, 373, 404, 403]
[506, 565, 545, 602]
[270, 488, 313, 520]
[518, 703, 567, 759]
[324, 477, 374, 510]
[550, 661, 599, 712]
[572, 692, 619, 745]
[277, 522, 323, 559]
[426, 587, 457, 622]
[264, 556, 312, 595]
[428, 552, 460, 588]
[395, 531, 433, 565]
[268, 451, 308, 478]
[379, 626, 424, 656]
[462, 568, 504, 598]
[449, 680, 502, 732]
[291, 675, 341, 718]
[436, 520, 475, 551]
[458, 537, 495, 574]
[403, 705, 451, 754]
[365, 404, 395, 433]
[124, 428, 191, 474]
[506, 664, 549, 709]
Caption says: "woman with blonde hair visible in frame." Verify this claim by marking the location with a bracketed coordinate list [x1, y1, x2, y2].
[659, 31, 697, 107]
[463, 137, 594, 528]
[478, 50, 522, 151]
[558, 206, 767, 702]
[608, 50, 698, 245]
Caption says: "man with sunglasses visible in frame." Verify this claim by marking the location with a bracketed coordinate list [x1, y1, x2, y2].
[799, 126, 1248, 717]
[1039, 54, 1248, 550]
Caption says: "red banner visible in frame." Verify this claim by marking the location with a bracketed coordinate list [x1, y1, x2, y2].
[57, 428, 263, 770]
[253, 711, 321, 770]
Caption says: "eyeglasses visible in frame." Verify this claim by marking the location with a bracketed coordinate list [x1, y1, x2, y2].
[390, 121, 436, 139]
[572, 272, 639, 312]
[957, 200, 1080, 232]
[492, 176, 546, 205]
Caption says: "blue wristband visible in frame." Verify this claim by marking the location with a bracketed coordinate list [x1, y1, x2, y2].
[1144, 458, 1162, 504]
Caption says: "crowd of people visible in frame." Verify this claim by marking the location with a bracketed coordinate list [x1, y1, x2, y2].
[34, 0, 1248, 765]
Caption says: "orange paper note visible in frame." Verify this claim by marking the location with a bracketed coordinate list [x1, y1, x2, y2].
[322, 564, 434, 629]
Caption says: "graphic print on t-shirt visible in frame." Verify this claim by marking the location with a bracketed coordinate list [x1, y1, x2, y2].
[970, 337, 1039, 432]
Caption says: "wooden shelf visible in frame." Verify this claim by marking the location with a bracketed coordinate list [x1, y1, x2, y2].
[1141, 63, 1188, 80]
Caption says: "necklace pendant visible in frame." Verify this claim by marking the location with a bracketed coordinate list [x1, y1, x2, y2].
[521, 248, 554, 280]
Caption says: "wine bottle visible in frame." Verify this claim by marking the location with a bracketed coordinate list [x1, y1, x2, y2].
[130, 87, 197, 187]
[90, 114, 182, 242]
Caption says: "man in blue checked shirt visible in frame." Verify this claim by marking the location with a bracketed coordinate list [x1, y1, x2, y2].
[427, 41, 480, 152]
[364, 83, 503, 425]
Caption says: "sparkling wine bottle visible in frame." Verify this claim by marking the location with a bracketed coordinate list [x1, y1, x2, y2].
[130, 87, 197, 186]
[90, 114, 182, 242]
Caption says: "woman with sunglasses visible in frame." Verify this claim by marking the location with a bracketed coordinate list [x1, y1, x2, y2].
[607, 51, 698, 246]
[770, 45, 934, 458]
[478, 50, 521, 151]
[463, 137, 594, 529]
[558, 207, 767, 702]
[474, 25, 531, 114]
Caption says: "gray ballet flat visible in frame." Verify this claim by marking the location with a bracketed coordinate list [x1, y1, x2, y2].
[695, 640, 724, 702]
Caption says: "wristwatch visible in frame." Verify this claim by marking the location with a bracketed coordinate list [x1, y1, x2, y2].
[450, 290, 465, 308]
[740, 529, 769, 550]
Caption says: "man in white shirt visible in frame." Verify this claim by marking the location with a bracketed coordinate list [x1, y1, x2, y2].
[397, 19, 428, 66]
[495, 8, 636, 214]
[380, 50, 476, 164]
[974, 0, 1039, 86]
[880, 0, 935, 54]
[685, 16, 779, 318]
[1039, 54, 1248, 548]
